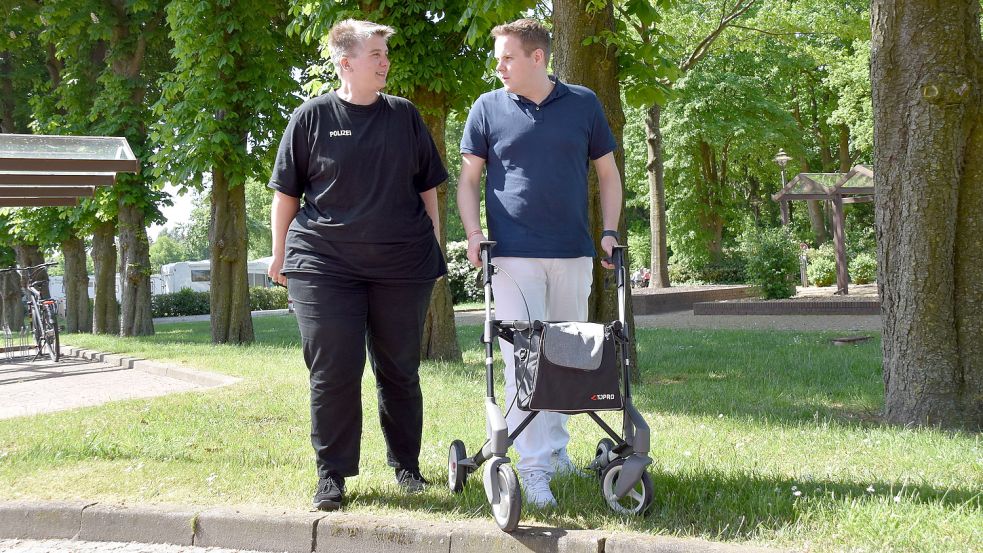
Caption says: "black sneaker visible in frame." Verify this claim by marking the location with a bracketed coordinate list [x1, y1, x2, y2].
[395, 467, 430, 494]
[313, 473, 344, 510]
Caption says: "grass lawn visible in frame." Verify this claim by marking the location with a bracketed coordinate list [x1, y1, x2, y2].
[0, 316, 979, 552]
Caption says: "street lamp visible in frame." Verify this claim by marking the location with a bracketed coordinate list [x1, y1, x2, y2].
[774, 149, 793, 225]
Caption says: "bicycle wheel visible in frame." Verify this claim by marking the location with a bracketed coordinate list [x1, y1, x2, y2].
[29, 302, 43, 353]
[43, 303, 60, 362]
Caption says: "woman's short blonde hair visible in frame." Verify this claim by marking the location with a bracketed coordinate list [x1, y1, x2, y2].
[327, 19, 395, 63]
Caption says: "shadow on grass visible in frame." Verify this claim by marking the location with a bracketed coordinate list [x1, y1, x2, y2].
[345, 470, 980, 540]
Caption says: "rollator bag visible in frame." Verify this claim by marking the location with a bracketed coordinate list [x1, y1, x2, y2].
[513, 321, 623, 412]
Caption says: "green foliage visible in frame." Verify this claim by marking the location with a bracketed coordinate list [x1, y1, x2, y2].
[741, 227, 799, 299]
[290, 0, 529, 116]
[668, 250, 747, 285]
[152, 0, 306, 193]
[249, 286, 288, 311]
[245, 179, 274, 260]
[445, 241, 481, 304]
[151, 288, 210, 318]
[626, 224, 652, 273]
[848, 251, 877, 285]
[149, 234, 191, 273]
[807, 243, 837, 287]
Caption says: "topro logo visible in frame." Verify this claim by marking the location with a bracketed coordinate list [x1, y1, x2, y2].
[329, 129, 352, 137]
[591, 393, 616, 401]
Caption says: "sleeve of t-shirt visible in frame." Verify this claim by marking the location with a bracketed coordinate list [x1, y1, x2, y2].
[459, 98, 488, 159]
[412, 107, 449, 193]
[588, 95, 618, 161]
[268, 107, 310, 198]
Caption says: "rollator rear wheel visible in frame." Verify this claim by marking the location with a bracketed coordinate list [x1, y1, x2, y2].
[490, 464, 521, 532]
[447, 439, 468, 493]
[600, 458, 654, 515]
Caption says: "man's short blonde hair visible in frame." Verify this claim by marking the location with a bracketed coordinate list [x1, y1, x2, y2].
[491, 19, 551, 63]
[327, 19, 395, 63]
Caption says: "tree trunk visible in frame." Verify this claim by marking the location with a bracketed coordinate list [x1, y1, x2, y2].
[412, 92, 462, 362]
[871, 0, 983, 430]
[0, 52, 17, 134]
[61, 235, 91, 334]
[91, 219, 120, 335]
[0, 271, 24, 332]
[553, 0, 638, 377]
[14, 245, 48, 299]
[645, 103, 670, 287]
[796, 160, 829, 245]
[118, 202, 154, 336]
[838, 124, 852, 172]
[209, 165, 254, 344]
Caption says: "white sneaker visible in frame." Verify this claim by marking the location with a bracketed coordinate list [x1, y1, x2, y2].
[521, 470, 557, 508]
[551, 448, 588, 477]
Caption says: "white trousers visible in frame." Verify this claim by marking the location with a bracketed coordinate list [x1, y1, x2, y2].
[491, 256, 593, 476]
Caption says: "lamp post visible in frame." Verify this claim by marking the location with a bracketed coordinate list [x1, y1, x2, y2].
[774, 149, 792, 225]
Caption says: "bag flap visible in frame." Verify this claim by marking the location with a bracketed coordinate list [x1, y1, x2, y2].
[542, 322, 606, 371]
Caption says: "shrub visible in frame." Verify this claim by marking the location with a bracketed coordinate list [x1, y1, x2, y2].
[668, 250, 747, 285]
[152, 288, 210, 317]
[849, 252, 878, 284]
[249, 286, 288, 310]
[807, 243, 838, 287]
[446, 240, 481, 304]
[741, 227, 799, 299]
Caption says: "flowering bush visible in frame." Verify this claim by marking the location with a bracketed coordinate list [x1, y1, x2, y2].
[446, 240, 482, 304]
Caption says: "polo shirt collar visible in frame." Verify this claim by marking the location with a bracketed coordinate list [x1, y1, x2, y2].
[506, 75, 568, 105]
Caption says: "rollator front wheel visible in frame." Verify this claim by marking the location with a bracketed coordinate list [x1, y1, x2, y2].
[490, 464, 521, 532]
[447, 439, 468, 493]
[600, 458, 654, 516]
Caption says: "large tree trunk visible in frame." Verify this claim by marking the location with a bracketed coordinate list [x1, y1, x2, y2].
[118, 202, 154, 336]
[412, 92, 461, 362]
[61, 236, 91, 334]
[0, 52, 17, 134]
[209, 165, 254, 344]
[871, 0, 982, 430]
[0, 271, 24, 332]
[645, 103, 670, 287]
[553, 0, 639, 378]
[14, 245, 48, 299]
[92, 219, 120, 335]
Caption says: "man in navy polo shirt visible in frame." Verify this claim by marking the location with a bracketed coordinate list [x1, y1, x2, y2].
[457, 18, 623, 508]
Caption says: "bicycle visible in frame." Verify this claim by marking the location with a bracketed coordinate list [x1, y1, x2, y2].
[0, 262, 60, 362]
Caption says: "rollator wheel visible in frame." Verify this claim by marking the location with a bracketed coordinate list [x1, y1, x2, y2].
[447, 439, 468, 493]
[600, 458, 654, 516]
[593, 438, 616, 474]
[490, 464, 522, 532]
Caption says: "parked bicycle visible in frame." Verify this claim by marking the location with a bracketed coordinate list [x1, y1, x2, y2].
[0, 262, 60, 362]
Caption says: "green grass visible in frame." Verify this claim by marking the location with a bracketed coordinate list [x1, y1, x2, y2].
[1, 317, 980, 552]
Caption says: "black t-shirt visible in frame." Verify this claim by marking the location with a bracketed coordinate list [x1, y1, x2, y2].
[269, 91, 448, 281]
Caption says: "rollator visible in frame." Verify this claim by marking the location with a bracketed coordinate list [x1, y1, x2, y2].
[447, 241, 654, 532]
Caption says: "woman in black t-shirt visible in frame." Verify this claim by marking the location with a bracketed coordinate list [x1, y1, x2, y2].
[267, 19, 447, 511]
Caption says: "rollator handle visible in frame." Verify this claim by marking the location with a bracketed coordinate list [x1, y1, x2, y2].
[479, 241, 497, 286]
[611, 245, 628, 289]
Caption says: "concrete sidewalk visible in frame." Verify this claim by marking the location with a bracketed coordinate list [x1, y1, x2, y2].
[0, 348, 239, 420]
[0, 500, 784, 553]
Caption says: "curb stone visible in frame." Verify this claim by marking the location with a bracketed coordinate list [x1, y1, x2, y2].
[59, 346, 240, 388]
[80, 503, 197, 546]
[0, 500, 94, 539]
[194, 507, 326, 553]
[0, 501, 790, 553]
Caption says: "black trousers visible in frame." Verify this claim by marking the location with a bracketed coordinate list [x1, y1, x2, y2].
[288, 273, 435, 478]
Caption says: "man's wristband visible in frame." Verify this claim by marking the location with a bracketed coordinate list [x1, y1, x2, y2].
[467, 229, 483, 239]
[601, 229, 620, 241]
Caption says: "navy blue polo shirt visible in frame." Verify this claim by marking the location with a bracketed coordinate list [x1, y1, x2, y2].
[460, 77, 617, 258]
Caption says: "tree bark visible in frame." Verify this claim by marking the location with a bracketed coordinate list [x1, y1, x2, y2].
[91, 219, 120, 335]
[645, 103, 670, 287]
[871, 0, 983, 430]
[118, 202, 154, 336]
[61, 235, 91, 334]
[412, 91, 462, 362]
[209, 165, 254, 344]
[0, 271, 24, 332]
[0, 52, 17, 134]
[14, 245, 48, 299]
[553, 0, 638, 375]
